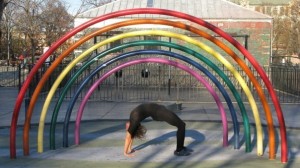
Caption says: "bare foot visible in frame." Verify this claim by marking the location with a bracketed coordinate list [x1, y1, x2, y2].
[124, 152, 135, 157]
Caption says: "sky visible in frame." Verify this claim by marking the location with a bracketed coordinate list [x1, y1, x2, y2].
[63, 0, 82, 15]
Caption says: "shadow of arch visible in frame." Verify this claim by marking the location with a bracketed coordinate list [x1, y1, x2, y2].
[133, 129, 205, 152]
[131, 129, 205, 168]
[76, 122, 125, 145]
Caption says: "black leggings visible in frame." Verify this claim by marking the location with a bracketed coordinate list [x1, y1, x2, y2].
[156, 107, 186, 152]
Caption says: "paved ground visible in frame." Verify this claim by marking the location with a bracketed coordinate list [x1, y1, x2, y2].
[1, 87, 300, 167]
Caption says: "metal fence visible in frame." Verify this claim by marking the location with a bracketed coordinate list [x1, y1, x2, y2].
[1, 61, 300, 104]
[269, 64, 300, 103]
[0, 65, 22, 88]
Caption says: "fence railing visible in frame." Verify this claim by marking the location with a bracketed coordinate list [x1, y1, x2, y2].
[0, 66, 23, 88]
[269, 64, 300, 103]
[1, 62, 299, 103]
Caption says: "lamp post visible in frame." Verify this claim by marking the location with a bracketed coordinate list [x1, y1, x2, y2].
[7, 15, 10, 66]
[31, 8, 35, 65]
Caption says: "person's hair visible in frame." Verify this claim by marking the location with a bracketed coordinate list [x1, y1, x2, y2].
[134, 124, 147, 139]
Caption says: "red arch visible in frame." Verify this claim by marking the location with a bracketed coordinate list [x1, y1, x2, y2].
[10, 8, 287, 162]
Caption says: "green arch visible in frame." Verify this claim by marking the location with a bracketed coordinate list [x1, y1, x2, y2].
[50, 40, 250, 151]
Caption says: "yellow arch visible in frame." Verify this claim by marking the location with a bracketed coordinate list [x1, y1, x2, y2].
[37, 30, 263, 156]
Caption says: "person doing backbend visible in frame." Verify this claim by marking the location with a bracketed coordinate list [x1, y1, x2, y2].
[124, 103, 192, 157]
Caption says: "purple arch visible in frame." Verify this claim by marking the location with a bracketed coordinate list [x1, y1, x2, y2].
[75, 57, 228, 146]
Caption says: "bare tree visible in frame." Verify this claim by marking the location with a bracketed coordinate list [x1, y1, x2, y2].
[238, 0, 249, 7]
[0, 0, 10, 58]
[288, 0, 300, 57]
[0, 2, 15, 64]
[12, 0, 44, 63]
[0, 0, 10, 23]
[62, 0, 84, 18]
[272, 0, 300, 63]
[228, 0, 249, 7]
[80, 0, 116, 11]
[10, 0, 72, 63]
[0, 0, 74, 63]
[272, 17, 290, 56]
[0, 0, 19, 64]
[39, 0, 72, 47]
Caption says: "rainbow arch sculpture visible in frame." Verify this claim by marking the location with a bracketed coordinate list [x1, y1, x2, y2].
[53, 41, 245, 150]
[24, 18, 253, 154]
[37, 30, 262, 154]
[71, 50, 233, 146]
[31, 26, 256, 154]
[21, 20, 268, 159]
[74, 56, 231, 145]
[74, 51, 230, 145]
[9, 8, 287, 163]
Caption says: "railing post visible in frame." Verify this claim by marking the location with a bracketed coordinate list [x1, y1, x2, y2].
[18, 64, 22, 92]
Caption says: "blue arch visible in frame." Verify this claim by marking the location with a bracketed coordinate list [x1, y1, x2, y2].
[55, 49, 242, 149]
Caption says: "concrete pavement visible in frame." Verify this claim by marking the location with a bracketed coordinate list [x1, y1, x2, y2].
[1, 87, 300, 167]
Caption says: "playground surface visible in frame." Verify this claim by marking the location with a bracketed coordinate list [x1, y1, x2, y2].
[1, 87, 300, 167]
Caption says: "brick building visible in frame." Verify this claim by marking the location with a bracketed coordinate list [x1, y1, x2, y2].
[75, 0, 272, 66]
[230, 0, 291, 16]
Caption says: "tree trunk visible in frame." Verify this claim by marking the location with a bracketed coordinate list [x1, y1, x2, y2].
[0, 0, 8, 24]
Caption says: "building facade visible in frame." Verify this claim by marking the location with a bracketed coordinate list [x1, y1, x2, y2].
[75, 0, 273, 66]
